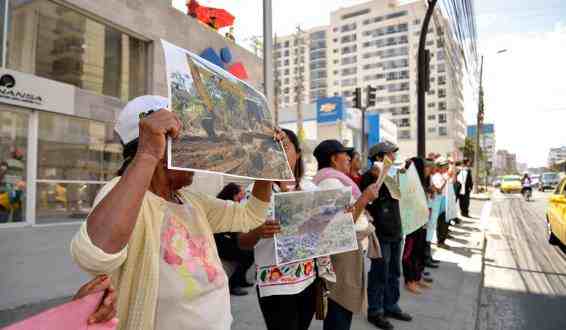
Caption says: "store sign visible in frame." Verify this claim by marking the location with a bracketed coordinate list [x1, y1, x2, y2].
[316, 96, 344, 124]
[0, 69, 75, 115]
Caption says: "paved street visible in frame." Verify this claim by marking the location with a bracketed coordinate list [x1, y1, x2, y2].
[477, 191, 566, 330]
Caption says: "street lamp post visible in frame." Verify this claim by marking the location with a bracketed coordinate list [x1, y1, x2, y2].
[474, 56, 484, 193]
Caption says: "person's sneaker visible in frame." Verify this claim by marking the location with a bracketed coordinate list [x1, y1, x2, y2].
[385, 310, 413, 322]
[430, 258, 441, 264]
[368, 314, 394, 330]
[229, 287, 249, 296]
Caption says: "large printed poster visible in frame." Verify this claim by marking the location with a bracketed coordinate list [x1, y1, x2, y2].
[162, 40, 294, 181]
[274, 188, 358, 265]
[399, 164, 430, 236]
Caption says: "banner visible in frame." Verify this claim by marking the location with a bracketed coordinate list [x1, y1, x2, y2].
[162, 40, 293, 181]
[273, 188, 357, 265]
[399, 164, 430, 236]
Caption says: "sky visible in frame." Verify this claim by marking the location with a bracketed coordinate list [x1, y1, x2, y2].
[173, 0, 566, 167]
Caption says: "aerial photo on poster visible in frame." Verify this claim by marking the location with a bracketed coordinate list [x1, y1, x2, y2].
[161, 40, 293, 181]
[273, 188, 358, 265]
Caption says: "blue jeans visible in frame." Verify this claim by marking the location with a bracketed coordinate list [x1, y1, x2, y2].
[367, 239, 402, 317]
[323, 298, 353, 330]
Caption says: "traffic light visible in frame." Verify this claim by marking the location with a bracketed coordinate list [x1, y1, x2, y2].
[367, 85, 378, 108]
[352, 87, 362, 109]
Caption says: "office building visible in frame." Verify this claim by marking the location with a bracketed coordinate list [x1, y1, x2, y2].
[0, 0, 263, 315]
[548, 146, 566, 167]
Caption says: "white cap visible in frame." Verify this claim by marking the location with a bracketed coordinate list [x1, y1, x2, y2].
[115, 95, 169, 145]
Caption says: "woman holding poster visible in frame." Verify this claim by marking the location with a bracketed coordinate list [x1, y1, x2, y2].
[238, 129, 337, 330]
[312, 140, 381, 330]
[70, 95, 274, 330]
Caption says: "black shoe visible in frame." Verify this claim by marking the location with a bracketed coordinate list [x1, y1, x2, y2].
[385, 310, 412, 322]
[229, 287, 249, 296]
[239, 281, 254, 288]
[425, 260, 439, 268]
[368, 314, 394, 330]
[430, 258, 440, 264]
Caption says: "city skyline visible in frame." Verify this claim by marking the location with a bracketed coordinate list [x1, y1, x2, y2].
[172, 0, 566, 167]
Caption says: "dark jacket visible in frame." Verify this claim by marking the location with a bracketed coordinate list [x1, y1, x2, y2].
[360, 171, 403, 242]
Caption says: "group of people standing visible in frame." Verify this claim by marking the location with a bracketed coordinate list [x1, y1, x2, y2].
[62, 95, 475, 330]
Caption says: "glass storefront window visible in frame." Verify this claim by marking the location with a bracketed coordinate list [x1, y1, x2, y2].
[0, 108, 28, 224]
[7, 0, 147, 101]
[36, 112, 122, 224]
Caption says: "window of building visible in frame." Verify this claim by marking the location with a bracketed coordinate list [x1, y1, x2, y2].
[284, 41, 290, 48]
[427, 102, 436, 108]
[310, 31, 326, 40]
[439, 101, 447, 110]
[0, 109, 28, 224]
[341, 78, 357, 87]
[284, 78, 290, 85]
[437, 63, 446, 73]
[284, 59, 290, 66]
[340, 34, 357, 43]
[284, 69, 290, 76]
[438, 76, 446, 85]
[340, 23, 357, 33]
[414, 19, 421, 25]
[341, 44, 357, 55]
[386, 11, 408, 20]
[342, 67, 357, 76]
[428, 115, 436, 120]
[341, 9, 370, 20]
[284, 50, 290, 57]
[439, 127, 448, 136]
[399, 130, 411, 140]
[36, 112, 121, 224]
[341, 56, 357, 65]
[428, 127, 437, 133]
[438, 89, 446, 98]
[399, 118, 410, 128]
[438, 113, 447, 123]
[7, 0, 148, 101]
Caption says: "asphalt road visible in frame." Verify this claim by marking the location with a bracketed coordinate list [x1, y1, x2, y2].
[477, 190, 566, 330]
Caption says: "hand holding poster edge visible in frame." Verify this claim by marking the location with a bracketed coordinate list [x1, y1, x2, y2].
[161, 39, 294, 181]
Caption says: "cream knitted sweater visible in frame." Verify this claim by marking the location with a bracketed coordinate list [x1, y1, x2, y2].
[70, 178, 269, 330]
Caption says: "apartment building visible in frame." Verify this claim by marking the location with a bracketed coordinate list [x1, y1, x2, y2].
[548, 146, 566, 167]
[274, 0, 467, 159]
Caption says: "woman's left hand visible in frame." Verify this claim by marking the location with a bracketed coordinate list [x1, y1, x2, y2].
[73, 275, 117, 324]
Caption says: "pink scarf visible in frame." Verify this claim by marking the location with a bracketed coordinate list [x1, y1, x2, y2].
[312, 167, 362, 199]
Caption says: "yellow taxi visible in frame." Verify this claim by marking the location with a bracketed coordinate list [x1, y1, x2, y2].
[500, 175, 522, 194]
[547, 177, 566, 246]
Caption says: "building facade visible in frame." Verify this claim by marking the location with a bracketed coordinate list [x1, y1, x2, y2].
[274, 0, 467, 160]
[0, 0, 263, 314]
[468, 124, 495, 169]
[495, 149, 518, 175]
[548, 146, 566, 167]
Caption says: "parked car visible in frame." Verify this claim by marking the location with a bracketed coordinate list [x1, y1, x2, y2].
[500, 175, 522, 194]
[540, 172, 561, 192]
[546, 177, 566, 246]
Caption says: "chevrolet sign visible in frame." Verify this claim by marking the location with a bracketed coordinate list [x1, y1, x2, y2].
[320, 102, 337, 113]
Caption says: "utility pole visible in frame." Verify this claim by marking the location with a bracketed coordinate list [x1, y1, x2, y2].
[474, 56, 484, 194]
[294, 25, 306, 141]
[417, 0, 438, 158]
[262, 0, 274, 124]
[365, 85, 377, 159]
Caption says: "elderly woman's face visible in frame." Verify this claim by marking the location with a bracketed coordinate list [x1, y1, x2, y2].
[331, 152, 351, 174]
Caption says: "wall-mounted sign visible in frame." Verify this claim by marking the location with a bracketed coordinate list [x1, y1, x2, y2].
[0, 69, 75, 115]
[316, 96, 344, 124]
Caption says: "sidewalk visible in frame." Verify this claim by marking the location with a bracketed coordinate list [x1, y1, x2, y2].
[0, 201, 487, 330]
[232, 200, 487, 330]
